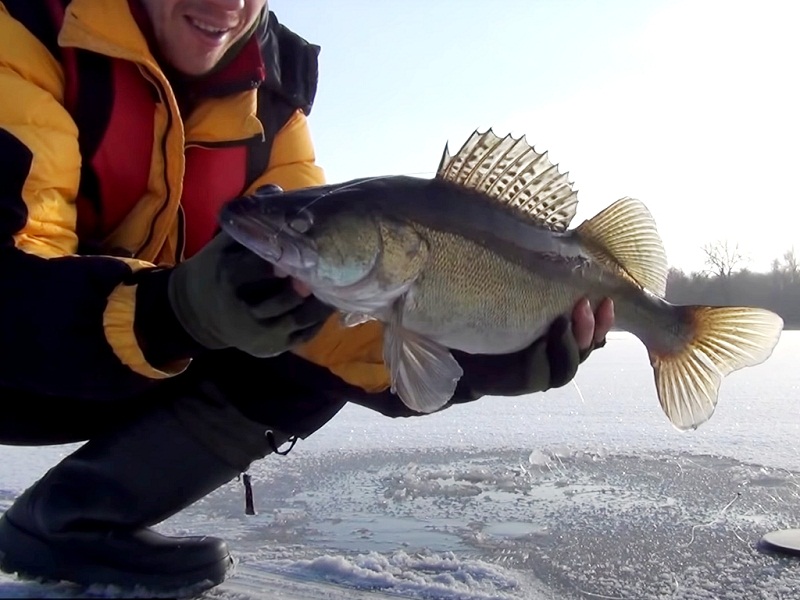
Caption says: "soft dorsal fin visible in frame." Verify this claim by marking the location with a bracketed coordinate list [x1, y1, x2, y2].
[436, 128, 579, 232]
[575, 197, 669, 296]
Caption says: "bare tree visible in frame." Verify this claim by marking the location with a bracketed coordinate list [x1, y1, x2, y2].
[782, 248, 799, 284]
[702, 240, 746, 278]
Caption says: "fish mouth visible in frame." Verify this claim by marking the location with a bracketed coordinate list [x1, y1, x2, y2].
[219, 202, 320, 278]
[220, 212, 284, 263]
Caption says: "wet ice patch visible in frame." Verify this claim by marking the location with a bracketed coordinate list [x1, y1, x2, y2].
[6, 446, 800, 599]
[233, 447, 800, 599]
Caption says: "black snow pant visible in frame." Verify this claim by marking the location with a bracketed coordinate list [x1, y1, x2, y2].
[0, 349, 385, 592]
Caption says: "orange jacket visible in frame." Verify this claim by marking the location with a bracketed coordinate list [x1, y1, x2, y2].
[0, 0, 389, 398]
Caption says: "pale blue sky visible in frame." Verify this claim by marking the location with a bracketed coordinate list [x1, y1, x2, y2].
[269, 0, 799, 273]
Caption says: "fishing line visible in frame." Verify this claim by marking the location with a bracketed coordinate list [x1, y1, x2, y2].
[571, 378, 587, 404]
[278, 169, 438, 232]
[256, 174, 404, 245]
[264, 170, 438, 272]
[290, 170, 435, 219]
[683, 491, 741, 547]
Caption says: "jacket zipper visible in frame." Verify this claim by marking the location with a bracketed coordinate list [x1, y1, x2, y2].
[175, 205, 186, 264]
[134, 65, 177, 261]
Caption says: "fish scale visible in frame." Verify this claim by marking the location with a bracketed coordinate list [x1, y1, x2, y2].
[401, 226, 576, 353]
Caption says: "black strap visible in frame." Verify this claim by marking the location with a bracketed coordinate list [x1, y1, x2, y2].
[245, 87, 300, 187]
[266, 430, 299, 456]
[244, 11, 321, 187]
[241, 472, 256, 515]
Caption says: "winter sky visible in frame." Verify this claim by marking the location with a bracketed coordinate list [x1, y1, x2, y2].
[268, 0, 799, 275]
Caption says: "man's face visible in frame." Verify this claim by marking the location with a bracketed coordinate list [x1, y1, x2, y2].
[140, 0, 268, 76]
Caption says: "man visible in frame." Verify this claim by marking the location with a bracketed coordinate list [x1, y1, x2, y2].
[0, 0, 613, 594]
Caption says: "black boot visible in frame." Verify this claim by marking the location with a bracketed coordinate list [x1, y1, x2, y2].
[0, 400, 272, 595]
[0, 350, 350, 595]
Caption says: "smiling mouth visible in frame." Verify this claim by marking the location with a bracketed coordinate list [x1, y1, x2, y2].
[185, 16, 234, 39]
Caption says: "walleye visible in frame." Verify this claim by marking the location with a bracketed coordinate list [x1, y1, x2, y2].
[219, 128, 784, 431]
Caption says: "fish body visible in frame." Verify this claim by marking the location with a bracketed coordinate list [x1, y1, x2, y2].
[219, 129, 784, 431]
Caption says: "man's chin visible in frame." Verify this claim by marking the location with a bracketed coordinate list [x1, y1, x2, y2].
[161, 45, 227, 78]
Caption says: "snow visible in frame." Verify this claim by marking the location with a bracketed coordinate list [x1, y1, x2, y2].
[2, 331, 800, 598]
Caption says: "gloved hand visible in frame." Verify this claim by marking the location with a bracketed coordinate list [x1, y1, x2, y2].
[449, 297, 614, 402]
[166, 231, 333, 358]
[136, 233, 334, 366]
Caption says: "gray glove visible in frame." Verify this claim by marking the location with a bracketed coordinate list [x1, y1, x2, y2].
[167, 232, 333, 357]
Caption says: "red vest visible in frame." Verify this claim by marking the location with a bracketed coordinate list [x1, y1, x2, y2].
[15, 0, 318, 260]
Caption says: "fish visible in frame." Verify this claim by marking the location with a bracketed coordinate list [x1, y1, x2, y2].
[218, 128, 784, 431]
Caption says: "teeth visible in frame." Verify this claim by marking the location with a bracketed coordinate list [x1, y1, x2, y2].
[188, 17, 228, 34]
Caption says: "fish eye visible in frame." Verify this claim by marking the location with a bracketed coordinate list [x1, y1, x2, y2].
[288, 209, 314, 234]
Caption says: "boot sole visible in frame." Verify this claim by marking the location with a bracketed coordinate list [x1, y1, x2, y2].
[0, 517, 233, 596]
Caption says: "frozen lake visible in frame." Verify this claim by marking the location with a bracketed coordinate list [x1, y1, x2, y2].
[1, 330, 800, 598]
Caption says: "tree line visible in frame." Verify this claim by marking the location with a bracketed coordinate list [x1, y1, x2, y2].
[665, 243, 800, 329]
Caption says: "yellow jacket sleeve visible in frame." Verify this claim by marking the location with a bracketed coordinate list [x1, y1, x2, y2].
[0, 5, 177, 398]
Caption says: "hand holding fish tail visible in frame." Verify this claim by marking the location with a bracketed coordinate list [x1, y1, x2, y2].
[572, 297, 615, 359]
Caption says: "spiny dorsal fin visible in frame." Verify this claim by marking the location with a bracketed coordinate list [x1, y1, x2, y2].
[436, 129, 579, 232]
[575, 197, 668, 296]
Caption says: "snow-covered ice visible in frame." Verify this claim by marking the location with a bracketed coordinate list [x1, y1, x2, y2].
[2, 331, 800, 598]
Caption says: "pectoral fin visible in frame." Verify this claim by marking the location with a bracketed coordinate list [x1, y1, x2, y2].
[383, 320, 463, 414]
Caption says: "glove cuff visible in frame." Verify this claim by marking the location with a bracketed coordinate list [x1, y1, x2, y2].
[133, 267, 209, 366]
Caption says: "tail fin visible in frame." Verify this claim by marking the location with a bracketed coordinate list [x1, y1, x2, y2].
[651, 306, 784, 431]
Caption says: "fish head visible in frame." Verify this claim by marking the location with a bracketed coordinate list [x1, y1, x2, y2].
[218, 184, 428, 313]
[218, 189, 324, 279]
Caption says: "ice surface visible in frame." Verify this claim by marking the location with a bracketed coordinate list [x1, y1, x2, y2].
[1, 332, 800, 598]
